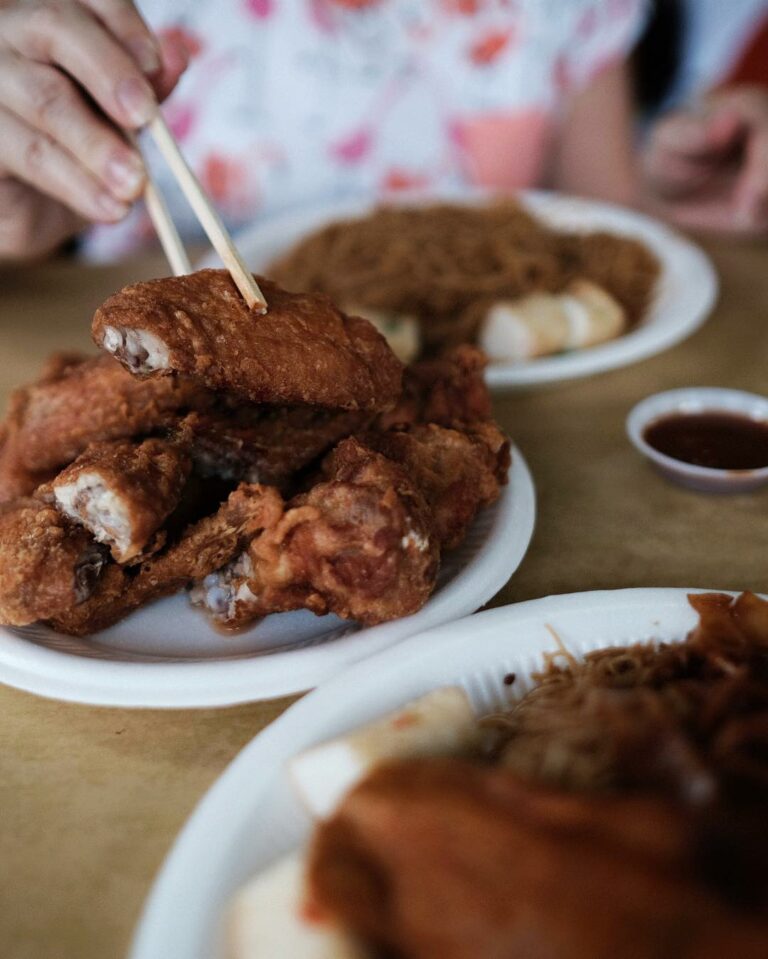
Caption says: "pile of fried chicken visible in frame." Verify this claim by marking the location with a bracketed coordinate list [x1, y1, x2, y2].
[0, 269, 509, 636]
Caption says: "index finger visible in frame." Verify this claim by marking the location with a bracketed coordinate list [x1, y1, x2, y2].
[79, 0, 161, 75]
[4, 1, 157, 128]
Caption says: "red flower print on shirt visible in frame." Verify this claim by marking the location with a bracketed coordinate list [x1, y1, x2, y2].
[468, 28, 514, 66]
[453, 110, 551, 189]
[442, 0, 483, 14]
[164, 102, 197, 141]
[329, 0, 382, 8]
[381, 168, 431, 192]
[201, 153, 253, 213]
[244, 0, 273, 17]
[576, 6, 598, 38]
[329, 128, 374, 164]
[308, 0, 337, 31]
[158, 26, 204, 59]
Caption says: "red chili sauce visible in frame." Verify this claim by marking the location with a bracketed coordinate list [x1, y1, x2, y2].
[644, 412, 768, 471]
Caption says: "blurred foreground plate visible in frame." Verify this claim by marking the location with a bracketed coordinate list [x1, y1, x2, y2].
[0, 449, 533, 708]
[199, 189, 718, 390]
[131, 586, 729, 959]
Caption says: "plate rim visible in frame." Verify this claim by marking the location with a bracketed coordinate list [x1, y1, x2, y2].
[129, 585, 737, 959]
[0, 447, 534, 708]
[198, 189, 719, 390]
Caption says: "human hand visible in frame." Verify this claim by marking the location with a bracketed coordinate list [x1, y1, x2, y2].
[0, 0, 188, 259]
[644, 86, 768, 237]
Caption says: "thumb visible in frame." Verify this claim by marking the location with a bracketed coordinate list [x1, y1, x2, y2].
[0, 179, 84, 260]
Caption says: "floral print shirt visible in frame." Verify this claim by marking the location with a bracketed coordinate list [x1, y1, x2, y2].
[84, 0, 646, 260]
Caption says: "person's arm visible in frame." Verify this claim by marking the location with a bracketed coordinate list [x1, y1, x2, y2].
[553, 60, 640, 208]
[0, 0, 187, 260]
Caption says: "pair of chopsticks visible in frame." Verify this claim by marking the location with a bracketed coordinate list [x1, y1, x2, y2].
[130, 113, 268, 313]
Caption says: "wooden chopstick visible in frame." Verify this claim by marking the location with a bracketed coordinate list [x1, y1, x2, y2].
[129, 132, 191, 277]
[146, 112, 268, 313]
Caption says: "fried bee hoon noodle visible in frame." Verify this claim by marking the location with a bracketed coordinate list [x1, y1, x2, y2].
[482, 591, 768, 807]
[270, 201, 660, 352]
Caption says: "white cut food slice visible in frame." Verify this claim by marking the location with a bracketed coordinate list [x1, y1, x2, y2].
[288, 686, 478, 819]
[54, 472, 134, 561]
[480, 293, 568, 362]
[227, 852, 368, 959]
[101, 325, 170, 373]
[346, 304, 421, 364]
[479, 278, 626, 362]
[564, 278, 626, 348]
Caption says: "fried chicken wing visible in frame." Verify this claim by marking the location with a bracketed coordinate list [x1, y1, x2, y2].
[93, 270, 403, 411]
[0, 353, 211, 500]
[309, 759, 768, 959]
[52, 438, 192, 563]
[191, 437, 438, 629]
[180, 405, 373, 489]
[49, 483, 284, 636]
[346, 422, 509, 550]
[377, 345, 493, 430]
[0, 498, 107, 626]
[0, 423, 54, 502]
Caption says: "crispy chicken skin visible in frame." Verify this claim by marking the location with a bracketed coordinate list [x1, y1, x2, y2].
[93, 269, 403, 411]
[0, 498, 107, 626]
[309, 759, 768, 959]
[351, 422, 509, 550]
[0, 422, 54, 502]
[377, 345, 493, 430]
[49, 483, 284, 635]
[0, 353, 211, 500]
[192, 437, 438, 629]
[180, 405, 373, 489]
[52, 438, 192, 563]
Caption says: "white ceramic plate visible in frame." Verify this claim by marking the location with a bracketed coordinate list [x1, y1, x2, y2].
[198, 189, 718, 390]
[131, 586, 732, 959]
[0, 449, 533, 708]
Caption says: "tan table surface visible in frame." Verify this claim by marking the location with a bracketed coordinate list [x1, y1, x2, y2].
[1, 240, 767, 958]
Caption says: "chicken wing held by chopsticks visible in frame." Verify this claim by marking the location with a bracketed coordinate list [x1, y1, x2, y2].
[93, 270, 403, 412]
[52, 438, 192, 563]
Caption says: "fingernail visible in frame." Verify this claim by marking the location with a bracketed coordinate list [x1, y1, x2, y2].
[116, 77, 156, 128]
[96, 192, 130, 221]
[106, 151, 145, 199]
[126, 36, 161, 75]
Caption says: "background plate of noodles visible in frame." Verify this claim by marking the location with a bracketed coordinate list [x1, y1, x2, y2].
[199, 189, 718, 390]
[131, 587, 765, 959]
